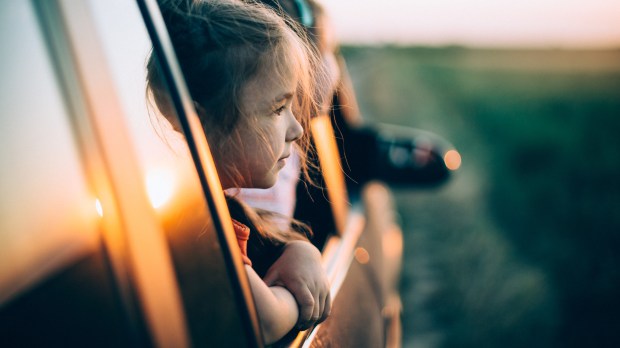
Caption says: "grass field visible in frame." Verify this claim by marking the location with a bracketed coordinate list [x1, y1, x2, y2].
[340, 46, 620, 348]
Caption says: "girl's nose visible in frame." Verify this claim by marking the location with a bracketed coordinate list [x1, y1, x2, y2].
[286, 112, 304, 143]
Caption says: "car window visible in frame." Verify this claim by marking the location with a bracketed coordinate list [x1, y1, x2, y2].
[1, 0, 258, 346]
[0, 1, 140, 345]
[86, 0, 258, 346]
[0, 1, 100, 302]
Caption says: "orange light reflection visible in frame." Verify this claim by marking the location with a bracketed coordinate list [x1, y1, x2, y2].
[444, 150, 462, 171]
[354, 247, 370, 264]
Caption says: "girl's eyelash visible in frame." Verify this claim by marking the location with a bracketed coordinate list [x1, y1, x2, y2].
[273, 105, 286, 115]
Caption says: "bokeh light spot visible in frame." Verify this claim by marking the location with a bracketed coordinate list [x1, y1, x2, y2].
[445, 150, 462, 171]
[354, 247, 370, 264]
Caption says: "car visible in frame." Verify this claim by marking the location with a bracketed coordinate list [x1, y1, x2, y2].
[0, 0, 456, 346]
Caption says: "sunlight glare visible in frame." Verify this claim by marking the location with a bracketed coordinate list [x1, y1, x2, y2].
[95, 199, 103, 217]
[95, 198, 103, 217]
[146, 168, 176, 209]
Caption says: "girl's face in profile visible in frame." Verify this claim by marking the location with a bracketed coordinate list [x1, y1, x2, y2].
[231, 63, 303, 189]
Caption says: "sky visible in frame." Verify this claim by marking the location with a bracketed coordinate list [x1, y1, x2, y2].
[320, 0, 620, 48]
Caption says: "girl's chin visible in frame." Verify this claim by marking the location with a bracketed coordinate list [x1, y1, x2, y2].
[247, 161, 285, 189]
[254, 174, 278, 189]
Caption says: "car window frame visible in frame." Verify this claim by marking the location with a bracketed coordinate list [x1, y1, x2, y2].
[136, 0, 264, 346]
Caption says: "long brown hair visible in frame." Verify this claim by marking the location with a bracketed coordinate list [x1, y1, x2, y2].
[147, 0, 325, 182]
[146, 0, 324, 242]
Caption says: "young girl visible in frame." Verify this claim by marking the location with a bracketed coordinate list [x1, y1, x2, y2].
[237, 0, 342, 216]
[146, 0, 330, 343]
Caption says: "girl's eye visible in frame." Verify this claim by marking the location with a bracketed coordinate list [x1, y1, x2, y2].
[272, 105, 286, 116]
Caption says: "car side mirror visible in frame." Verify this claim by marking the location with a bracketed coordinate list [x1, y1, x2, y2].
[372, 123, 460, 186]
[340, 122, 460, 189]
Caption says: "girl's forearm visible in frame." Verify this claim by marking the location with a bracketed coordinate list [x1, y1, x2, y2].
[245, 265, 298, 344]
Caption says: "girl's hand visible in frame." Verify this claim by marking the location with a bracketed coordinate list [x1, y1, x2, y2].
[262, 241, 331, 330]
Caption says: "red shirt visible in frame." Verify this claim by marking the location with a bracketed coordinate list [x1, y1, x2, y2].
[232, 219, 252, 266]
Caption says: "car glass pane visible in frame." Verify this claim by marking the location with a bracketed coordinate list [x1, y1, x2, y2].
[0, 1, 138, 345]
[87, 1, 250, 346]
[0, 0, 99, 306]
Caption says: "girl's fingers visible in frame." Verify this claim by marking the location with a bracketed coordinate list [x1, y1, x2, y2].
[296, 287, 315, 329]
[317, 291, 326, 323]
[319, 291, 331, 323]
[299, 284, 322, 330]
[311, 293, 320, 325]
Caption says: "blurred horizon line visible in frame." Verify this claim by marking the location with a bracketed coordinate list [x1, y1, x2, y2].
[338, 42, 620, 51]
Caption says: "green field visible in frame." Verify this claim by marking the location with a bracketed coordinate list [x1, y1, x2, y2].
[340, 46, 620, 348]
